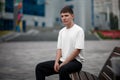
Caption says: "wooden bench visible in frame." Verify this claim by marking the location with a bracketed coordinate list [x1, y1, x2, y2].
[70, 47, 120, 80]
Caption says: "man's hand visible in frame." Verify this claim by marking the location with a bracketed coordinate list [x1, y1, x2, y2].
[54, 62, 60, 72]
[54, 49, 62, 72]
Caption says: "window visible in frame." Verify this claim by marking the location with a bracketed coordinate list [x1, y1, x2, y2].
[68, 5, 74, 9]
[23, 0, 45, 16]
[0, 19, 13, 30]
[5, 0, 45, 16]
[5, 0, 13, 12]
[65, 0, 73, 1]
[56, 17, 60, 22]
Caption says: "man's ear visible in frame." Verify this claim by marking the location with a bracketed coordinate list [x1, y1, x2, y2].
[72, 14, 74, 19]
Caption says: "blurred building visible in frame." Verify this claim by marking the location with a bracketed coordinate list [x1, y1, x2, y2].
[1, 0, 119, 31]
[0, 0, 93, 32]
[94, 0, 120, 30]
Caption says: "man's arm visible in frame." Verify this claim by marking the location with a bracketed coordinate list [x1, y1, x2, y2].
[55, 49, 62, 63]
[60, 49, 81, 67]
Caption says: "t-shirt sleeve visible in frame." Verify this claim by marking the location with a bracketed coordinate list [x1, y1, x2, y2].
[57, 31, 62, 49]
[75, 30, 84, 49]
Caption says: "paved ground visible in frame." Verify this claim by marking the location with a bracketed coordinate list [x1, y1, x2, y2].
[0, 40, 120, 80]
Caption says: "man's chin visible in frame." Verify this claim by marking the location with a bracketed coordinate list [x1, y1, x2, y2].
[63, 23, 68, 26]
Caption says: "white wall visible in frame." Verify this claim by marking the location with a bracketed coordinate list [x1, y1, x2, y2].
[22, 14, 46, 27]
[74, 0, 92, 31]
[58, 0, 92, 31]
[74, 0, 85, 29]
[45, 0, 56, 27]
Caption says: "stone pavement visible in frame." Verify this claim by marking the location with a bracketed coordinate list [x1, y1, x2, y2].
[0, 40, 120, 80]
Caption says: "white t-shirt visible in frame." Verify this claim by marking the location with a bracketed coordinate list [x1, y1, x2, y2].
[57, 24, 85, 63]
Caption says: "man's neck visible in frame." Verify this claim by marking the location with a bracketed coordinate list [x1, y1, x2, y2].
[66, 22, 74, 29]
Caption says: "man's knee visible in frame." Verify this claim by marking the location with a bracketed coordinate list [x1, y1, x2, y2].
[59, 66, 69, 74]
[36, 63, 43, 71]
[59, 66, 72, 80]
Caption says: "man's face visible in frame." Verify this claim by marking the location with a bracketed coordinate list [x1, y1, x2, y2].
[60, 12, 74, 26]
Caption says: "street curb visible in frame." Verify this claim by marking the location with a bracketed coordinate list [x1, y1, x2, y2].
[0, 32, 20, 42]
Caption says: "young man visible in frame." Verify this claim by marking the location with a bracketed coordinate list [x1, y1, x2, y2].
[35, 6, 85, 80]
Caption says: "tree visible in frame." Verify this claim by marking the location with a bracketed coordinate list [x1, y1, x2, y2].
[109, 12, 118, 30]
[0, 1, 3, 12]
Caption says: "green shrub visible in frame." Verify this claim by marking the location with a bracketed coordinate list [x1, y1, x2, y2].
[0, 2, 3, 12]
[109, 12, 118, 30]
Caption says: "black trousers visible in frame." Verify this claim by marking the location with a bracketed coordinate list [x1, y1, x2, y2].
[35, 59, 82, 80]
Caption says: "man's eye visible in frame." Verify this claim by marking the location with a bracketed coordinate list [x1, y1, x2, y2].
[65, 15, 68, 17]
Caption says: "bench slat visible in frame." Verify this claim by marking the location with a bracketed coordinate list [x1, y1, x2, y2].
[79, 71, 98, 80]
[106, 65, 113, 72]
[85, 71, 96, 80]
[102, 72, 112, 80]
[70, 72, 80, 80]
[79, 71, 89, 80]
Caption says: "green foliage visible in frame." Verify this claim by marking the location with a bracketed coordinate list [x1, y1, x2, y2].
[109, 12, 118, 30]
[0, 2, 3, 12]
[97, 31, 112, 39]
[0, 31, 12, 37]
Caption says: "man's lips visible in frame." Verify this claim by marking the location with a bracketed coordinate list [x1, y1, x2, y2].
[63, 21, 68, 23]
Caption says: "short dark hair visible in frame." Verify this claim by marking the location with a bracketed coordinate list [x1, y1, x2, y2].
[60, 6, 73, 14]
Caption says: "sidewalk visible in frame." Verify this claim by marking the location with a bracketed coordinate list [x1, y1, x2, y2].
[0, 31, 20, 42]
[0, 40, 120, 80]
[0, 29, 99, 42]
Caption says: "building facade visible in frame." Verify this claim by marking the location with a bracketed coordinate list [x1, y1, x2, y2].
[1, 0, 93, 31]
[94, 0, 120, 30]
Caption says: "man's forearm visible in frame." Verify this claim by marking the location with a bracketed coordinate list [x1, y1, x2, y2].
[55, 49, 62, 63]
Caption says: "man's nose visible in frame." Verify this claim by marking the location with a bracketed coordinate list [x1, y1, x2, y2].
[62, 16, 66, 20]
